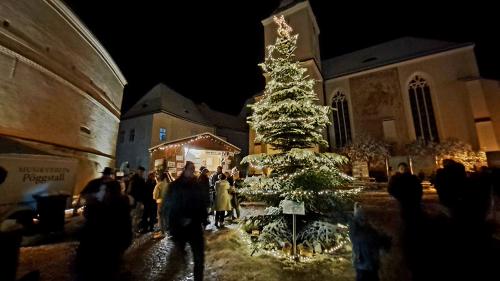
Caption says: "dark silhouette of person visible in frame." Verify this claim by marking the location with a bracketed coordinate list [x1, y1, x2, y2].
[428, 160, 497, 280]
[0, 165, 7, 185]
[102, 181, 133, 263]
[198, 167, 211, 210]
[128, 166, 146, 232]
[76, 178, 109, 278]
[74, 167, 114, 215]
[434, 159, 466, 212]
[128, 166, 146, 204]
[198, 168, 211, 228]
[76, 180, 132, 281]
[165, 161, 207, 281]
[140, 172, 157, 233]
[387, 162, 424, 280]
[349, 202, 391, 281]
[388, 162, 423, 219]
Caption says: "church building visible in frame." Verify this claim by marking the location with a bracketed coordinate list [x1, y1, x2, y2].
[249, 0, 500, 174]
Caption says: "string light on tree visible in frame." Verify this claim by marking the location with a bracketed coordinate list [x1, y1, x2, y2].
[240, 15, 357, 258]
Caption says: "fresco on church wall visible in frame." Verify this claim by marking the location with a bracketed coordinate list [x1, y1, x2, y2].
[349, 68, 410, 151]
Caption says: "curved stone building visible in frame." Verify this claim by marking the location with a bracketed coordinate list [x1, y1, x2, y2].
[0, 0, 126, 194]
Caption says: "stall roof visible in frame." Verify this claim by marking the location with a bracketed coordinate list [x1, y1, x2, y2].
[149, 132, 241, 153]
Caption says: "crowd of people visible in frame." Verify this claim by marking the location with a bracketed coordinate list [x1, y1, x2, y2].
[75, 162, 243, 281]
[350, 160, 500, 281]
[5, 155, 496, 281]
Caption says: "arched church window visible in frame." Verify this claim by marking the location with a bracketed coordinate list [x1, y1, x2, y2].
[332, 90, 352, 148]
[408, 75, 439, 143]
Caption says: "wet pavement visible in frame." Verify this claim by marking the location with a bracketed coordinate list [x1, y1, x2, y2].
[17, 213, 253, 281]
[21, 193, 479, 281]
[18, 224, 230, 281]
[14, 198, 376, 281]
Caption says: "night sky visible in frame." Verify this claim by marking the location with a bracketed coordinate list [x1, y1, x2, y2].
[64, 0, 499, 116]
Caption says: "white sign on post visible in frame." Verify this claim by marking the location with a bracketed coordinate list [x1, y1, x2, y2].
[281, 200, 305, 215]
[281, 199, 305, 258]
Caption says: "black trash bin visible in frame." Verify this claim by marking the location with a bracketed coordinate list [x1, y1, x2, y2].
[0, 221, 23, 281]
[33, 194, 69, 233]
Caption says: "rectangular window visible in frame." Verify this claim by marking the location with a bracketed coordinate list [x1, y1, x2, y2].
[160, 128, 167, 141]
[118, 131, 125, 143]
[475, 121, 499, 151]
[382, 119, 397, 141]
[129, 129, 135, 142]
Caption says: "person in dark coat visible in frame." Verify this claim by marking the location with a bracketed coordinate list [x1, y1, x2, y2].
[128, 166, 146, 205]
[74, 167, 114, 215]
[128, 166, 146, 232]
[434, 159, 467, 212]
[77, 180, 132, 280]
[388, 162, 423, 219]
[349, 202, 391, 281]
[209, 166, 223, 188]
[140, 172, 157, 233]
[102, 181, 133, 261]
[165, 161, 208, 281]
[198, 167, 211, 209]
[198, 167, 211, 228]
[387, 162, 424, 279]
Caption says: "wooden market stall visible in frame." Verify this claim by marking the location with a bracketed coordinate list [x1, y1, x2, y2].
[149, 132, 241, 178]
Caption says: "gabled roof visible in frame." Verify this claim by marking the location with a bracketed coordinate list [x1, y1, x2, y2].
[122, 83, 210, 125]
[322, 37, 474, 79]
[149, 132, 241, 153]
[238, 92, 263, 118]
[197, 103, 247, 132]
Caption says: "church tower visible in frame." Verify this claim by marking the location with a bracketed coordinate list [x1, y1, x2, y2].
[248, 0, 326, 157]
[261, 0, 323, 103]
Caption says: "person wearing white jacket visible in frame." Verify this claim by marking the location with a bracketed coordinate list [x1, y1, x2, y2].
[214, 174, 232, 228]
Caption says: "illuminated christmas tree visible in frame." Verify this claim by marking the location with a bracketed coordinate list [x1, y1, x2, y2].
[241, 16, 359, 255]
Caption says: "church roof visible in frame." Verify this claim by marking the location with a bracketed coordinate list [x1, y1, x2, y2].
[273, 0, 307, 14]
[122, 83, 210, 125]
[322, 37, 474, 79]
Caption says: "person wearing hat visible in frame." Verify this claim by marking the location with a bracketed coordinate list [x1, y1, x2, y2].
[73, 167, 115, 215]
[76, 167, 116, 274]
[77, 174, 132, 279]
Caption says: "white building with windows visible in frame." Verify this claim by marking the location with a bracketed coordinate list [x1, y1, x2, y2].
[116, 83, 248, 172]
[249, 0, 500, 175]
